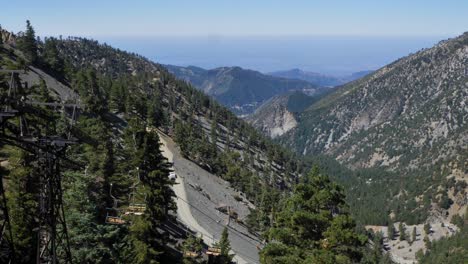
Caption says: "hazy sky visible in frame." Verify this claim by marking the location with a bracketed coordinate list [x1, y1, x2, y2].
[3, 0, 467, 37]
[2, 1, 467, 74]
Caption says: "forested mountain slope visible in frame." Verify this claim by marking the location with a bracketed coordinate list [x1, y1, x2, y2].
[279, 33, 468, 225]
[1, 23, 374, 263]
[165, 64, 327, 115]
[52, 37, 308, 191]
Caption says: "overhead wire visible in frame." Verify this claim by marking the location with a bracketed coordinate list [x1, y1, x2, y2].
[174, 194, 261, 263]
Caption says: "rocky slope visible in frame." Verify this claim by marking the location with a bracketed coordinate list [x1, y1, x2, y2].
[247, 91, 316, 138]
[165, 65, 327, 115]
[247, 95, 298, 138]
[278, 33, 468, 223]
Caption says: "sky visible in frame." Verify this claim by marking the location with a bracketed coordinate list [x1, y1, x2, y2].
[2, 1, 467, 74]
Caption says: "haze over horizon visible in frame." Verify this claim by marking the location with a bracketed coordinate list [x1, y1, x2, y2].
[100, 35, 445, 75]
[2, 0, 466, 74]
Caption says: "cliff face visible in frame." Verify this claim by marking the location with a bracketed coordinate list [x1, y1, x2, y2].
[0, 29, 17, 45]
[247, 94, 298, 138]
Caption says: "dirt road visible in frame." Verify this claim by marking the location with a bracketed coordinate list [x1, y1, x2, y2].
[158, 132, 255, 264]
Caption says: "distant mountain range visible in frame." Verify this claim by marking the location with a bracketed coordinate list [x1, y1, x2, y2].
[164, 65, 329, 115]
[269, 68, 373, 87]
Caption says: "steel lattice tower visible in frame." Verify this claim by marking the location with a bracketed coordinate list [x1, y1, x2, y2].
[1, 70, 77, 264]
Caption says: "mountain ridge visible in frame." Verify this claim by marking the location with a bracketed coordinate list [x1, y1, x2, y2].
[165, 64, 328, 115]
[269, 68, 373, 87]
[276, 32, 468, 224]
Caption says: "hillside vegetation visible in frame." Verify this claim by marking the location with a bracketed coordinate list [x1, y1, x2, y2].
[0, 22, 374, 264]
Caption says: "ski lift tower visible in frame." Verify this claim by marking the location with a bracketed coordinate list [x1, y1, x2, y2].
[0, 70, 80, 264]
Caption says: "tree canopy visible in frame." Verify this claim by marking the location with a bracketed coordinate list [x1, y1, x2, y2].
[260, 167, 366, 264]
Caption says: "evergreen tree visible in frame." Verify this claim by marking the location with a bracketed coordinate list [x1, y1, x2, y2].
[399, 222, 406, 241]
[63, 171, 133, 263]
[215, 227, 234, 264]
[388, 220, 395, 240]
[37, 79, 53, 103]
[423, 235, 431, 249]
[210, 116, 218, 147]
[147, 93, 165, 127]
[43, 37, 64, 74]
[182, 235, 203, 264]
[361, 231, 394, 264]
[260, 167, 366, 263]
[17, 20, 38, 64]
[451, 214, 464, 228]
[86, 69, 107, 114]
[424, 223, 431, 235]
[412, 226, 417, 242]
[4, 149, 39, 262]
[130, 130, 176, 263]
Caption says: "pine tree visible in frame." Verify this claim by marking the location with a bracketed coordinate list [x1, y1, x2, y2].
[17, 20, 38, 64]
[147, 93, 165, 128]
[43, 37, 64, 74]
[182, 235, 203, 264]
[215, 227, 234, 264]
[109, 80, 125, 113]
[423, 235, 431, 249]
[85, 69, 107, 114]
[261, 167, 366, 263]
[412, 226, 417, 242]
[130, 130, 176, 263]
[210, 115, 218, 147]
[424, 223, 431, 235]
[399, 222, 406, 241]
[388, 220, 395, 240]
[4, 149, 39, 262]
[37, 79, 52, 103]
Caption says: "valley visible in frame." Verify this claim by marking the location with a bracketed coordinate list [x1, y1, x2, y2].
[165, 64, 329, 115]
[0, 5, 467, 263]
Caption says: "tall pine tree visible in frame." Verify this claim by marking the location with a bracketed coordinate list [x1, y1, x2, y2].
[43, 37, 64, 74]
[214, 227, 234, 264]
[130, 129, 176, 263]
[17, 20, 38, 64]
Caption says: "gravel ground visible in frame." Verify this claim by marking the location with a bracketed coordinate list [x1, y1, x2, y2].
[21, 66, 79, 102]
[159, 132, 261, 264]
[367, 221, 459, 263]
